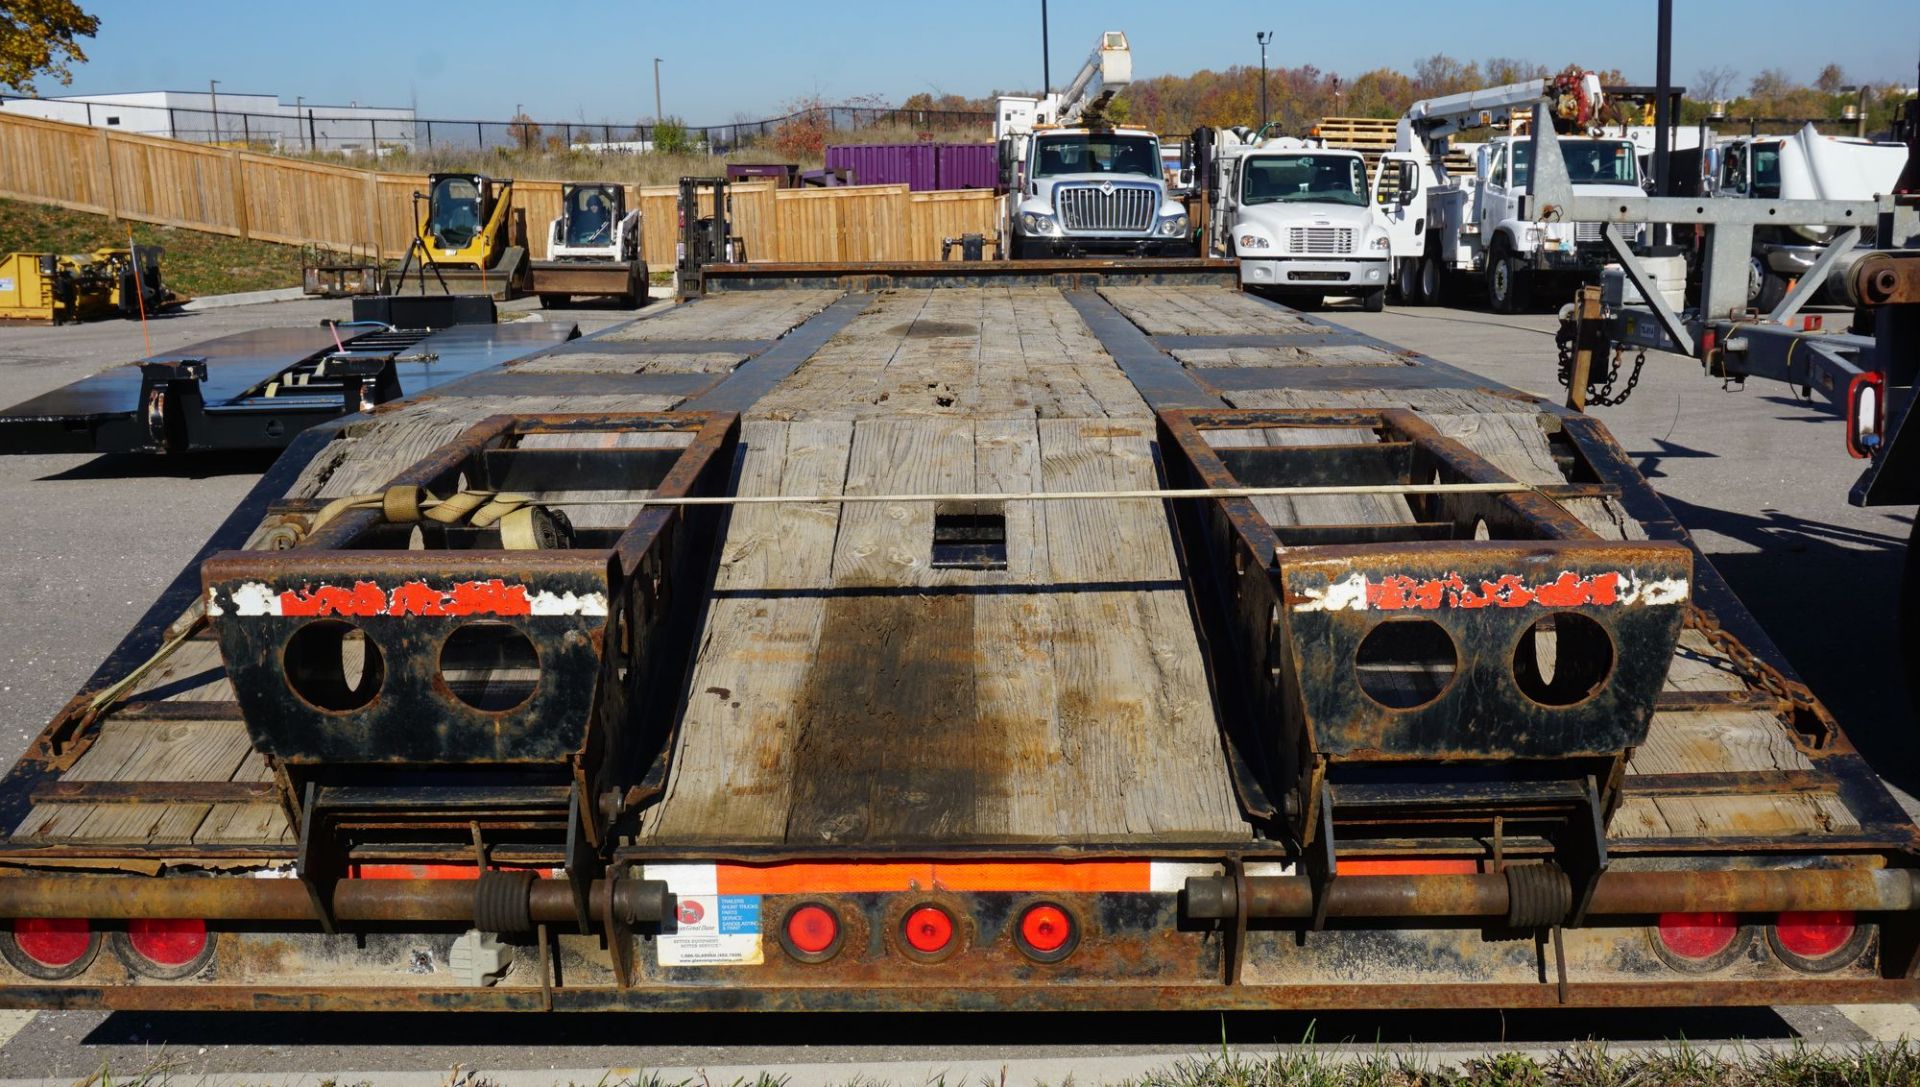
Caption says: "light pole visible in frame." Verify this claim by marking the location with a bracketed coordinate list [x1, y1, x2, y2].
[208, 79, 220, 144]
[653, 58, 664, 127]
[1255, 32, 1271, 130]
[1040, 0, 1051, 94]
[295, 95, 305, 151]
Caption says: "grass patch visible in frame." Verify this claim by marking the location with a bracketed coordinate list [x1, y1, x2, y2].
[1123, 1038, 1920, 1087]
[0, 198, 305, 297]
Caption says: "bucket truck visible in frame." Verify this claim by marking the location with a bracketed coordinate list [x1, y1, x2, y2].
[1203, 131, 1422, 312]
[1394, 72, 1653, 313]
[994, 32, 1192, 259]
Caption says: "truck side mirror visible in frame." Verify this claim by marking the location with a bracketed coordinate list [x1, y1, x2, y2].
[1397, 161, 1418, 204]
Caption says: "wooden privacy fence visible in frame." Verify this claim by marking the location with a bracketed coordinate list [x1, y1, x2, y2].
[0, 111, 999, 265]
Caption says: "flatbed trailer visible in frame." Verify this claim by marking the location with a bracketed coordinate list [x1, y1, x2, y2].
[0, 269, 1914, 1012]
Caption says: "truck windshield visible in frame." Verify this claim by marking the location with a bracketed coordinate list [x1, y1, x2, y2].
[428, 177, 483, 247]
[1241, 154, 1367, 207]
[1511, 141, 1638, 187]
[1033, 134, 1161, 178]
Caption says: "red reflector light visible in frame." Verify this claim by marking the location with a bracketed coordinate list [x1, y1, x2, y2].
[1020, 905, 1072, 953]
[127, 918, 208, 967]
[902, 906, 955, 954]
[13, 918, 90, 968]
[785, 905, 839, 955]
[1657, 912, 1738, 960]
[1775, 911, 1855, 959]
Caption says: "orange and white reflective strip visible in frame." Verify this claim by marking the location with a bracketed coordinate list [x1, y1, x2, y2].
[644, 860, 1225, 896]
[1292, 569, 1688, 613]
[206, 579, 607, 619]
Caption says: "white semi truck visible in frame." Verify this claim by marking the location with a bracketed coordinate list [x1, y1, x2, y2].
[1204, 132, 1423, 311]
[994, 32, 1192, 259]
[1394, 73, 1649, 312]
[1709, 125, 1906, 309]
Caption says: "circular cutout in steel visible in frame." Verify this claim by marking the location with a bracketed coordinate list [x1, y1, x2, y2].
[1513, 613, 1614, 707]
[1354, 619, 1459, 710]
[283, 620, 384, 712]
[1, 918, 99, 980]
[438, 622, 541, 712]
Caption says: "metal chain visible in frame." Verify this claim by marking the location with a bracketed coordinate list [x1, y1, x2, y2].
[1683, 605, 1821, 717]
[1553, 327, 1646, 407]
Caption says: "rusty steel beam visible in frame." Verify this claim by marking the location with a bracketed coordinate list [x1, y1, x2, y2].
[0, 874, 670, 929]
[1184, 867, 1920, 922]
[1848, 252, 1920, 307]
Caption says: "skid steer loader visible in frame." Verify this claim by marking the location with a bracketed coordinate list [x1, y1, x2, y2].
[528, 182, 647, 308]
[389, 173, 530, 300]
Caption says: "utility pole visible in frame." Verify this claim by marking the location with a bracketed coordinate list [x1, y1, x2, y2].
[1256, 32, 1272, 130]
[1652, 0, 1672, 199]
[1040, 0, 1051, 94]
[653, 58, 664, 126]
[208, 79, 220, 144]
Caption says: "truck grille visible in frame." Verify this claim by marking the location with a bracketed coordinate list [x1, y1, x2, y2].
[1287, 227, 1354, 255]
[1056, 184, 1156, 233]
[1575, 222, 1605, 244]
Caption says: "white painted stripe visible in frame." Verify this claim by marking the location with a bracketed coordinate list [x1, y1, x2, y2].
[642, 863, 718, 896]
[0, 1010, 33, 1054]
[528, 590, 609, 617]
[1147, 861, 1220, 893]
[1835, 1001, 1920, 1042]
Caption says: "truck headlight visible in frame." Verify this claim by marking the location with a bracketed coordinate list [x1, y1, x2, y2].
[1524, 227, 1545, 246]
[1021, 213, 1056, 235]
[1369, 236, 1390, 251]
[1238, 234, 1270, 250]
[1158, 213, 1190, 237]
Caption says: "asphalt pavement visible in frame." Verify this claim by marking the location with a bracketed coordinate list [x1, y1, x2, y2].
[0, 292, 1910, 1083]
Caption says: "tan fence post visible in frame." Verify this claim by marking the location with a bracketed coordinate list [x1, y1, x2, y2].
[229, 149, 251, 240]
[95, 127, 118, 221]
[365, 171, 381, 261]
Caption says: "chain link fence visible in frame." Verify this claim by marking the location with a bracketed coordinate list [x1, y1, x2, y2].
[0, 94, 993, 157]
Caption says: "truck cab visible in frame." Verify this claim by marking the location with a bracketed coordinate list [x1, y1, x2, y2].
[1004, 126, 1192, 259]
[1218, 143, 1402, 310]
[1414, 134, 1644, 311]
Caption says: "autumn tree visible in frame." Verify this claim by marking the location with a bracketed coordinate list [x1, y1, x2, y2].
[506, 112, 540, 151]
[0, 0, 99, 94]
[1694, 65, 1739, 104]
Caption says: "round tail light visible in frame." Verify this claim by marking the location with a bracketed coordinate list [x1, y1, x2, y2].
[782, 903, 842, 961]
[901, 905, 956, 959]
[1652, 911, 1746, 972]
[115, 918, 213, 978]
[1015, 903, 1078, 962]
[5, 918, 97, 978]
[1770, 911, 1865, 972]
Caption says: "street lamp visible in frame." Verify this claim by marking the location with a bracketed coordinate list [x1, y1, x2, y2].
[208, 79, 220, 144]
[653, 58, 664, 126]
[1255, 32, 1272, 130]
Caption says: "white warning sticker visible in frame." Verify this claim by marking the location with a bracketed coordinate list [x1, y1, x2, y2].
[0, 278, 12, 292]
[646, 864, 763, 967]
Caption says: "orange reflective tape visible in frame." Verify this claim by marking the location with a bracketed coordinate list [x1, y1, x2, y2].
[711, 861, 1154, 895]
[1340, 859, 1481, 876]
[715, 863, 935, 895]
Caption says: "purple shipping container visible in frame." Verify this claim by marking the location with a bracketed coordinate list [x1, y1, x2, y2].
[934, 143, 998, 191]
[825, 143, 995, 192]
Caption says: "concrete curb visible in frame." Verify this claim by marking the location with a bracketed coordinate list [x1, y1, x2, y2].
[179, 286, 307, 311]
[0, 1038, 1904, 1087]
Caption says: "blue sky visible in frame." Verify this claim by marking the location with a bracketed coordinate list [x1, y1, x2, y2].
[33, 0, 1920, 123]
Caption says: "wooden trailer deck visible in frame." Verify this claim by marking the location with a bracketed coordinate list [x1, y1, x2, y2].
[3, 284, 1897, 862]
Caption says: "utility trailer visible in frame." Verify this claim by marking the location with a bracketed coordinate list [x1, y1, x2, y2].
[0, 268, 1915, 1012]
[0, 318, 579, 456]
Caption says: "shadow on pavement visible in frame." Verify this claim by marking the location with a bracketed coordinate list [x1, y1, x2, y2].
[36, 449, 281, 482]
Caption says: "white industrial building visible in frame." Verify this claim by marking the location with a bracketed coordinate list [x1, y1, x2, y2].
[0, 90, 416, 153]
